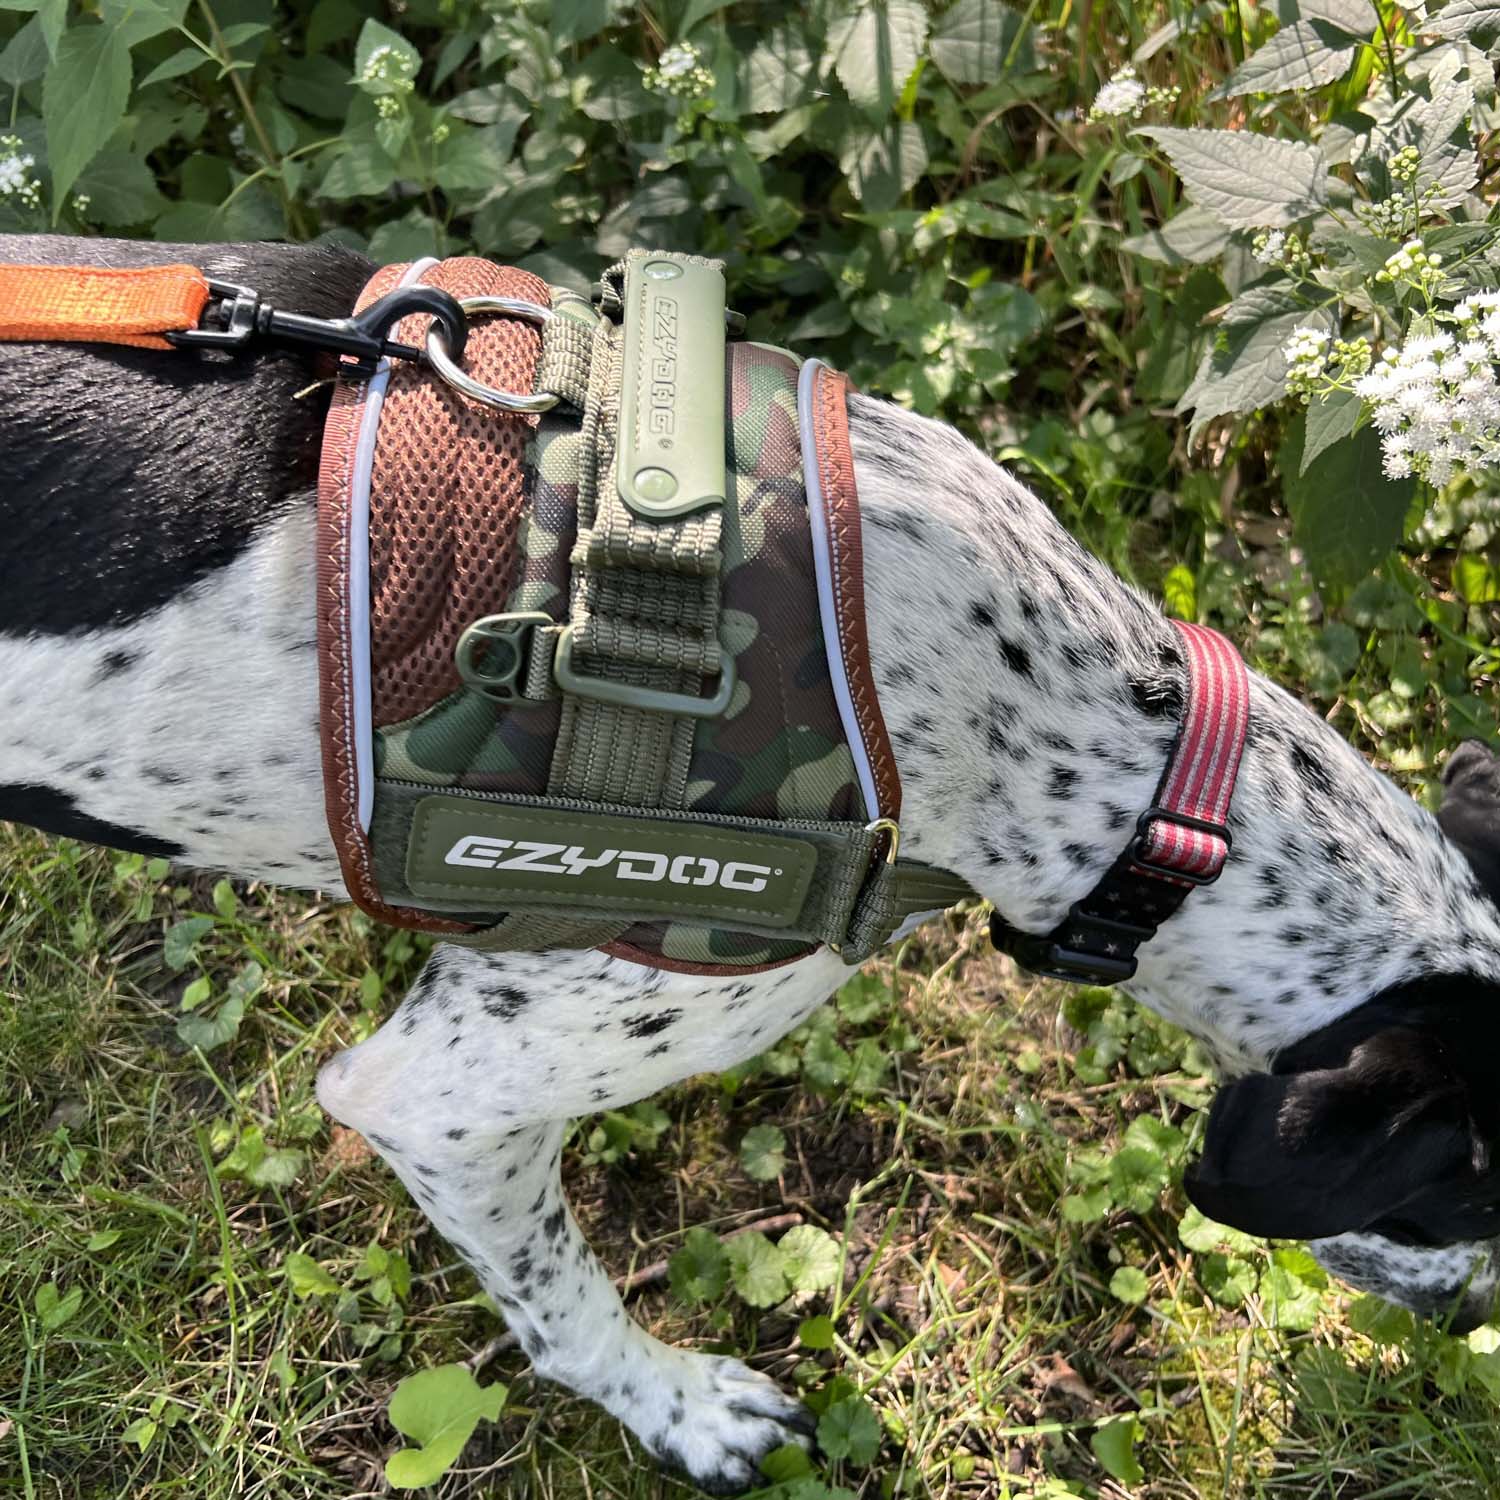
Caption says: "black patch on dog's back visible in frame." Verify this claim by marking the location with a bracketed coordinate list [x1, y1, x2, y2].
[0, 781, 183, 858]
[0, 235, 373, 636]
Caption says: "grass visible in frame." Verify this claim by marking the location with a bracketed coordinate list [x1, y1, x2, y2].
[4, 820, 1500, 1500]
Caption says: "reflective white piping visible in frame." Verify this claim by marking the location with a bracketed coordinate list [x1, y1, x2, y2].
[350, 256, 439, 831]
[796, 357, 883, 821]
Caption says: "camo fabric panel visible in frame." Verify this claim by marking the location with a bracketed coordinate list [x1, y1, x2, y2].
[372, 306, 861, 968]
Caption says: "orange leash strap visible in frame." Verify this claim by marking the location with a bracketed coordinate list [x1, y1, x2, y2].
[0, 263, 210, 350]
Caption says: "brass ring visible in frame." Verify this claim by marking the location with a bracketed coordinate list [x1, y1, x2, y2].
[865, 817, 901, 864]
[425, 296, 560, 414]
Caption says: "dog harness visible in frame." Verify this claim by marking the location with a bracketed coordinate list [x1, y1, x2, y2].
[0, 254, 1249, 984]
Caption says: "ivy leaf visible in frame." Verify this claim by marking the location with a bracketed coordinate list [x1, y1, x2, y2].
[1178, 1204, 1260, 1255]
[384, 1365, 506, 1489]
[798, 1314, 835, 1350]
[43, 20, 133, 217]
[1200, 1252, 1259, 1307]
[1109, 1266, 1150, 1304]
[284, 1251, 341, 1297]
[1091, 1415, 1144, 1485]
[1108, 1146, 1170, 1214]
[1301, 387, 1362, 473]
[929, 0, 1034, 84]
[1209, 19, 1361, 100]
[726, 1230, 790, 1308]
[816, 1395, 881, 1464]
[1282, 419, 1416, 591]
[824, 0, 928, 116]
[163, 914, 216, 970]
[35, 1280, 82, 1330]
[1136, 126, 1329, 229]
[739, 1123, 788, 1182]
[779, 1225, 841, 1294]
[668, 1226, 730, 1304]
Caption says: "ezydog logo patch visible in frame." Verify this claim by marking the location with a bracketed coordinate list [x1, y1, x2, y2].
[406, 797, 817, 928]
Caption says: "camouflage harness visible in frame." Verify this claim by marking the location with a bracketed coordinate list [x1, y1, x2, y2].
[317, 250, 975, 974]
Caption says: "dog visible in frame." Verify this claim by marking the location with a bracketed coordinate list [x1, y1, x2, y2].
[3, 234, 1500, 1493]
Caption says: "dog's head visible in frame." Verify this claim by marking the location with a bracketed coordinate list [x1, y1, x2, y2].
[1184, 740, 1500, 1331]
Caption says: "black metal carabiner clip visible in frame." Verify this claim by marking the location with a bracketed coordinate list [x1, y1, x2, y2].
[166, 280, 468, 372]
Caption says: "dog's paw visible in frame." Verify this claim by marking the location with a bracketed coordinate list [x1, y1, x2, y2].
[637, 1353, 814, 1495]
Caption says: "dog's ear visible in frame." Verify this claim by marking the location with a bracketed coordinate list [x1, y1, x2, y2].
[1183, 1026, 1489, 1241]
[1438, 739, 1500, 904]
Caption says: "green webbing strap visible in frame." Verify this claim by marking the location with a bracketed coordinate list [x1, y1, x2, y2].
[375, 786, 977, 964]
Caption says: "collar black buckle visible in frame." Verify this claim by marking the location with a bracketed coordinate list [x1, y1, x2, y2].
[989, 906, 1142, 985]
[1128, 805, 1233, 887]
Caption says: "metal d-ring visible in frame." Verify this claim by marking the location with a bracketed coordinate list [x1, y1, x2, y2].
[425, 295, 560, 414]
[864, 817, 901, 864]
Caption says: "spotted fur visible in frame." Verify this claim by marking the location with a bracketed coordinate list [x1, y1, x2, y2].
[3, 237, 1499, 1490]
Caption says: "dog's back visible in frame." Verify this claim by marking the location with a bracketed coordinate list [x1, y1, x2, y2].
[0, 236, 368, 880]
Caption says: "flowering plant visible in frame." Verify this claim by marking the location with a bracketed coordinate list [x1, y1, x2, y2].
[1097, 1, 1500, 590]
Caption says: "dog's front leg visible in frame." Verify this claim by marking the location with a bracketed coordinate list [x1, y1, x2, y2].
[316, 942, 844, 1492]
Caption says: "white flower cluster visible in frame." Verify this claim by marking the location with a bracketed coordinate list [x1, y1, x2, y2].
[1354, 317, 1500, 487]
[1375, 238, 1444, 292]
[1284, 324, 1331, 395]
[1252, 229, 1310, 272]
[0, 135, 41, 211]
[1087, 65, 1179, 122]
[644, 42, 713, 99]
[361, 43, 417, 116]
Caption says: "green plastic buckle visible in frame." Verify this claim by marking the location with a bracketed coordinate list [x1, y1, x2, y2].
[455, 611, 552, 702]
[553, 624, 735, 718]
[616, 253, 727, 520]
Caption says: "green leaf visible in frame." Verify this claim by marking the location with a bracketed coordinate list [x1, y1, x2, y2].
[1123, 1115, 1185, 1163]
[211, 878, 238, 919]
[1060, 1184, 1112, 1223]
[1108, 1146, 1170, 1214]
[824, 0, 928, 116]
[99, 0, 187, 48]
[73, 148, 168, 223]
[1178, 1204, 1260, 1255]
[384, 1365, 506, 1489]
[679, 0, 734, 36]
[217, 1126, 304, 1187]
[929, 0, 1033, 84]
[1109, 1266, 1150, 1304]
[798, 1313, 835, 1349]
[354, 18, 419, 87]
[847, 1038, 890, 1095]
[836, 972, 887, 1024]
[816, 1395, 881, 1464]
[549, 0, 619, 44]
[744, 25, 814, 114]
[1455, 553, 1500, 604]
[1301, 387, 1361, 473]
[35, 1280, 82, 1329]
[1262, 1263, 1322, 1330]
[86, 1228, 122, 1251]
[779, 1225, 841, 1294]
[1136, 126, 1329, 229]
[801, 1028, 852, 1089]
[1179, 286, 1336, 441]
[121, 1415, 158, 1451]
[1200, 1252, 1259, 1307]
[163, 914, 215, 970]
[1120, 203, 1233, 266]
[284, 1251, 341, 1297]
[839, 120, 927, 210]
[1091, 1415, 1144, 1485]
[1209, 19, 1360, 100]
[1427, 0, 1500, 48]
[726, 1230, 791, 1307]
[739, 1123, 787, 1182]
[1282, 420, 1416, 591]
[1162, 564, 1197, 620]
[138, 43, 209, 87]
[0, 15, 51, 87]
[180, 975, 211, 1011]
[176, 987, 245, 1049]
[43, 21, 133, 216]
[668, 1226, 730, 1304]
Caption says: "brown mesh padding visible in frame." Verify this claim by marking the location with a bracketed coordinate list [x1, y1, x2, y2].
[364, 258, 550, 726]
